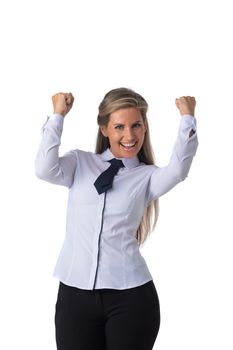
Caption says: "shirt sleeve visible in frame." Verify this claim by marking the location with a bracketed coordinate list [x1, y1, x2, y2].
[34, 113, 77, 188]
[146, 114, 199, 205]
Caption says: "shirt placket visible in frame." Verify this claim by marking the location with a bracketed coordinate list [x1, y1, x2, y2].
[89, 191, 107, 289]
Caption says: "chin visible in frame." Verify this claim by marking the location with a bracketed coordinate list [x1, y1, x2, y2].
[110, 142, 141, 158]
[118, 147, 139, 158]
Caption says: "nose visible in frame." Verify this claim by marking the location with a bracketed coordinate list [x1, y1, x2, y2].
[123, 127, 136, 141]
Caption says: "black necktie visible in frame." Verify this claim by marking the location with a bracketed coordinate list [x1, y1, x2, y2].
[94, 158, 125, 194]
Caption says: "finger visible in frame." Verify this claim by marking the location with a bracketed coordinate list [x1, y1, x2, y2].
[68, 92, 74, 101]
[63, 93, 70, 103]
[66, 94, 73, 105]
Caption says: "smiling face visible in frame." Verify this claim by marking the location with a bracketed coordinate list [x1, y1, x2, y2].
[100, 107, 147, 158]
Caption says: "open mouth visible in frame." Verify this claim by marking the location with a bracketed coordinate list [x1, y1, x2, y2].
[120, 141, 138, 150]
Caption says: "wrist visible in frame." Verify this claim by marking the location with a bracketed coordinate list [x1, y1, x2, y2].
[53, 110, 65, 117]
[181, 113, 195, 117]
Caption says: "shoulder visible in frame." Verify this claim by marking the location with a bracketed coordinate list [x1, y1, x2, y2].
[137, 162, 159, 174]
[138, 161, 158, 169]
[70, 148, 102, 162]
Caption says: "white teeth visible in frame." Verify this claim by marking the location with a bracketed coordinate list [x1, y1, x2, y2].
[121, 142, 136, 147]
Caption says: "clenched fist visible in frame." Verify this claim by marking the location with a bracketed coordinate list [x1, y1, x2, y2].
[52, 92, 75, 117]
[175, 96, 196, 117]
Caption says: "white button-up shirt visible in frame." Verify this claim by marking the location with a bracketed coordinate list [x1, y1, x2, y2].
[35, 113, 198, 290]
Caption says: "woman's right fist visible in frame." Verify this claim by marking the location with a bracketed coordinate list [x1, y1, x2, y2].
[52, 92, 75, 117]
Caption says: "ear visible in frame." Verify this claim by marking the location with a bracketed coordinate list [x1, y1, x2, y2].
[100, 125, 108, 137]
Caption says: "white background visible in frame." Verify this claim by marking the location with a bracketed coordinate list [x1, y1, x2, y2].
[0, 0, 232, 349]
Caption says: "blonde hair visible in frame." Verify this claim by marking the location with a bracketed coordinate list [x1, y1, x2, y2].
[95, 87, 159, 247]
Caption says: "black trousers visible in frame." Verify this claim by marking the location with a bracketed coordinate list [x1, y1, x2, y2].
[55, 280, 160, 350]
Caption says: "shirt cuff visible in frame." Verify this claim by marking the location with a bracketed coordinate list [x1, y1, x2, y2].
[49, 113, 64, 121]
[179, 114, 197, 141]
[40, 113, 64, 134]
[47, 113, 64, 126]
[180, 114, 197, 125]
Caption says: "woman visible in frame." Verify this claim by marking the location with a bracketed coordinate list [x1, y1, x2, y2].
[35, 87, 198, 350]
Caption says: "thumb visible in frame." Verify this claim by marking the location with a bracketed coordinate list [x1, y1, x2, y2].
[66, 93, 74, 105]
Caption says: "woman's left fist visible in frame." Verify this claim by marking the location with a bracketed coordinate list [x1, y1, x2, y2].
[175, 96, 196, 116]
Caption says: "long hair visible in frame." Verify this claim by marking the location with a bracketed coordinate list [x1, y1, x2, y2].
[95, 87, 159, 247]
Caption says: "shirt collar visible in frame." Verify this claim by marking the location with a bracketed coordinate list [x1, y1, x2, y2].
[99, 147, 140, 169]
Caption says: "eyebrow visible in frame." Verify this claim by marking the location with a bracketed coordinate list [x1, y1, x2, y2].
[113, 120, 142, 125]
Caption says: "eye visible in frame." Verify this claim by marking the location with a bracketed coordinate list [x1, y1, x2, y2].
[133, 123, 141, 128]
[114, 123, 142, 130]
[115, 125, 123, 130]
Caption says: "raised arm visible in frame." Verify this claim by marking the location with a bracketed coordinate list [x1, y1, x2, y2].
[35, 92, 77, 188]
[146, 96, 199, 203]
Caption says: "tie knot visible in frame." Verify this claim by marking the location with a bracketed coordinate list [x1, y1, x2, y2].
[107, 158, 125, 168]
